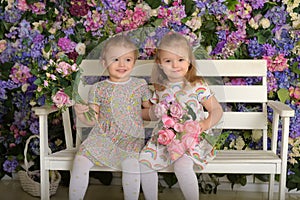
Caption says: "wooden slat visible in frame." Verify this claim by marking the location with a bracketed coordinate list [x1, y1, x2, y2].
[195, 59, 267, 77]
[79, 59, 267, 77]
[45, 149, 281, 174]
[216, 112, 267, 129]
[76, 112, 267, 131]
[210, 85, 267, 102]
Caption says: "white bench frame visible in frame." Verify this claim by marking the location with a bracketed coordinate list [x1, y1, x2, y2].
[33, 59, 295, 200]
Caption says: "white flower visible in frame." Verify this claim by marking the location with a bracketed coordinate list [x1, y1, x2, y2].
[252, 129, 263, 142]
[249, 18, 259, 30]
[235, 136, 245, 150]
[186, 17, 202, 31]
[75, 42, 86, 55]
[259, 18, 270, 29]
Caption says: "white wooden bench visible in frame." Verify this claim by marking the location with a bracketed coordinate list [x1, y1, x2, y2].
[33, 59, 295, 200]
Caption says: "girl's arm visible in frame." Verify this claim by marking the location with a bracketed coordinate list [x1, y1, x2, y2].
[74, 103, 99, 126]
[142, 100, 152, 121]
[200, 96, 223, 132]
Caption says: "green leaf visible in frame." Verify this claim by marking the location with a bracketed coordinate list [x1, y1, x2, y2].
[182, 0, 195, 16]
[291, 61, 300, 75]
[277, 88, 290, 103]
[225, 0, 239, 11]
[185, 103, 197, 120]
[44, 43, 51, 52]
[144, 0, 161, 9]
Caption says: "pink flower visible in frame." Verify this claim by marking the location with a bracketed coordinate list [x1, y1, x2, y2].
[289, 86, 300, 100]
[169, 102, 184, 119]
[52, 90, 72, 108]
[157, 129, 175, 145]
[167, 139, 186, 161]
[173, 123, 184, 132]
[162, 114, 176, 128]
[183, 120, 201, 135]
[181, 133, 199, 151]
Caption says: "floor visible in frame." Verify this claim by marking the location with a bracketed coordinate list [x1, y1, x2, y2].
[1, 179, 300, 200]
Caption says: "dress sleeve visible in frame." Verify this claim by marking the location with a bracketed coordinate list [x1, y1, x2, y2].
[195, 82, 214, 103]
[88, 83, 101, 105]
[140, 79, 153, 102]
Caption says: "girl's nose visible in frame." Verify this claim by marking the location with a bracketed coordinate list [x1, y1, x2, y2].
[119, 59, 125, 67]
[172, 61, 178, 68]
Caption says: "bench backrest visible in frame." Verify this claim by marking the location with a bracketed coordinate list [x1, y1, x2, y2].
[72, 59, 268, 149]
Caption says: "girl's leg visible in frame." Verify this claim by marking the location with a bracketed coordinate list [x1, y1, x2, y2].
[121, 158, 141, 200]
[69, 155, 94, 200]
[174, 155, 199, 200]
[140, 163, 158, 200]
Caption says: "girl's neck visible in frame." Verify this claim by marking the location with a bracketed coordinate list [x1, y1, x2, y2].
[106, 77, 131, 84]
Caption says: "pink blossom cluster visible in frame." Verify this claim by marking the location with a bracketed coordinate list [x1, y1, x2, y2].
[58, 37, 77, 53]
[157, 5, 186, 27]
[263, 54, 289, 72]
[9, 124, 27, 148]
[155, 96, 202, 161]
[84, 10, 108, 32]
[116, 7, 148, 32]
[289, 86, 300, 102]
[55, 61, 78, 77]
[9, 63, 32, 84]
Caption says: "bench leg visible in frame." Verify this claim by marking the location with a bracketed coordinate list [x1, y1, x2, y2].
[40, 169, 50, 200]
[268, 174, 274, 200]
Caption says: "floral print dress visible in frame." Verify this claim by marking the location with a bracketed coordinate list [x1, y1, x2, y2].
[77, 77, 152, 170]
[139, 81, 217, 171]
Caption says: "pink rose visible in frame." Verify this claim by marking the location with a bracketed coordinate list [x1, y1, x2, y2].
[169, 102, 184, 119]
[181, 133, 199, 151]
[167, 139, 186, 161]
[173, 123, 184, 132]
[162, 114, 176, 128]
[183, 120, 201, 135]
[52, 90, 72, 108]
[157, 129, 175, 145]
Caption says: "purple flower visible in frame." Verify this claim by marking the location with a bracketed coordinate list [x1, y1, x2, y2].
[3, 159, 19, 173]
[267, 71, 278, 93]
[262, 44, 277, 57]
[245, 0, 267, 10]
[248, 37, 263, 58]
[264, 6, 287, 26]
[4, 7, 22, 23]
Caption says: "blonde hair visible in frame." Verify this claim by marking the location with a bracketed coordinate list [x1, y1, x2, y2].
[151, 32, 204, 91]
[100, 34, 138, 61]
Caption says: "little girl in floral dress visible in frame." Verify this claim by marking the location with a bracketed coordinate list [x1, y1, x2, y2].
[139, 32, 223, 200]
[69, 35, 152, 200]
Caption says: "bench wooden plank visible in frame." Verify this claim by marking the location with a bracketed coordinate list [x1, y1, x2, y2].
[33, 59, 294, 200]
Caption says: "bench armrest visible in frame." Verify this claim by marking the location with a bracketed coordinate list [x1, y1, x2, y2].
[267, 100, 295, 117]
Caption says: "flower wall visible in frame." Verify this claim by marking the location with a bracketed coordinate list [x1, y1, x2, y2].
[0, 0, 299, 190]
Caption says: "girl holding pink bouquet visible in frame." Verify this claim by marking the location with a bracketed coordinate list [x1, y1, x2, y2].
[139, 32, 223, 200]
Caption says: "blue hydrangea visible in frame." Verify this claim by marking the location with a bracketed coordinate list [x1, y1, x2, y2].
[248, 38, 263, 58]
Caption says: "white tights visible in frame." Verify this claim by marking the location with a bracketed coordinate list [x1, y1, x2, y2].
[69, 155, 141, 200]
[140, 155, 198, 200]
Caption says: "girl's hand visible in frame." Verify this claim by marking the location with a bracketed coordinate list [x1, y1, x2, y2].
[199, 120, 209, 132]
[74, 103, 90, 115]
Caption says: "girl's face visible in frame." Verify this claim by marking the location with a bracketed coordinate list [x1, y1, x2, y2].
[158, 50, 190, 83]
[103, 46, 136, 82]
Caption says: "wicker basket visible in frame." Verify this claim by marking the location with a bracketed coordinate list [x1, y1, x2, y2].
[18, 135, 61, 197]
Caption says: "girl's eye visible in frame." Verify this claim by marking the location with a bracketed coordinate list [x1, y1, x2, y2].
[179, 58, 185, 62]
[113, 58, 119, 62]
[126, 58, 132, 62]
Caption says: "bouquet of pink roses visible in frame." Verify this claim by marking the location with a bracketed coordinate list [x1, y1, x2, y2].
[154, 95, 203, 161]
